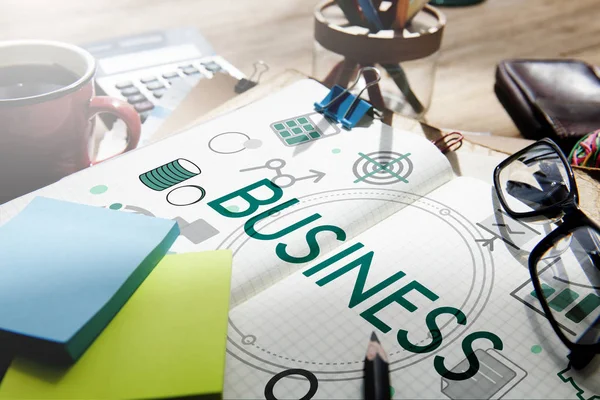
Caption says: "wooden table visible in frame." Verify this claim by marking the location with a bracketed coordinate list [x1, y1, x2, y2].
[1, 0, 599, 137]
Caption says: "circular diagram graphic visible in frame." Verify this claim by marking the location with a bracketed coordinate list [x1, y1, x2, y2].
[353, 151, 413, 185]
[208, 132, 263, 154]
[166, 185, 206, 206]
[264, 369, 318, 400]
[218, 188, 494, 382]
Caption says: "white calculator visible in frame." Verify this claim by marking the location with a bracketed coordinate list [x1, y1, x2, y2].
[83, 27, 245, 122]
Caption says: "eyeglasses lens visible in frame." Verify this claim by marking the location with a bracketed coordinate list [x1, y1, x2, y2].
[498, 143, 571, 214]
[533, 226, 600, 347]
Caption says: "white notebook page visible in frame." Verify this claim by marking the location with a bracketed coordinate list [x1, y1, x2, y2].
[223, 177, 599, 399]
[0, 79, 453, 306]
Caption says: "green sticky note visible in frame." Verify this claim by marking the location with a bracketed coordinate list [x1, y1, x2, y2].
[0, 251, 233, 400]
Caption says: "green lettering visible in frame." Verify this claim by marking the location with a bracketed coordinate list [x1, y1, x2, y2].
[397, 306, 467, 354]
[244, 199, 321, 240]
[315, 252, 407, 309]
[276, 225, 346, 264]
[304, 243, 364, 277]
[208, 179, 283, 218]
[434, 331, 504, 381]
[361, 281, 439, 333]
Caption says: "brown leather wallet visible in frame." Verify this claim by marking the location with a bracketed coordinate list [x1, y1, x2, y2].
[495, 59, 600, 153]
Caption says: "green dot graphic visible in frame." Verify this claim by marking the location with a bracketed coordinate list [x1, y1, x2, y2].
[109, 203, 123, 210]
[531, 345, 542, 354]
[226, 205, 240, 212]
[332, 148, 341, 154]
[390, 386, 395, 398]
[90, 185, 108, 195]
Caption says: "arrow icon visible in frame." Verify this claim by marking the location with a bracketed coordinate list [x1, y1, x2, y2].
[239, 158, 326, 188]
[475, 237, 497, 251]
[295, 169, 326, 184]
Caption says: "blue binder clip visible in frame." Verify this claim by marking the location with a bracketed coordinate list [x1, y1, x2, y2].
[314, 66, 381, 130]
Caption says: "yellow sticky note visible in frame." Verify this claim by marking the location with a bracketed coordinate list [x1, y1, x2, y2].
[0, 251, 232, 399]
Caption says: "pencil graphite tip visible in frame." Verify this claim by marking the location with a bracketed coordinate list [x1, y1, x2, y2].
[370, 331, 380, 343]
[366, 332, 388, 362]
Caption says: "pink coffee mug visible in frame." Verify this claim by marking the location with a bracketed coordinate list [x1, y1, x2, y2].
[0, 40, 141, 204]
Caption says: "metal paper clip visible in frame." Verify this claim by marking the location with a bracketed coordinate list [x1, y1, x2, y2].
[314, 67, 381, 129]
[433, 131, 464, 154]
[235, 60, 270, 93]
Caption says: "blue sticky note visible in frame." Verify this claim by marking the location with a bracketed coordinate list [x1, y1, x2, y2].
[0, 197, 179, 364]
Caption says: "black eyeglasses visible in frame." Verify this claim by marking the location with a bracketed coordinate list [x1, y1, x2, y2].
[493, 138, 600, 369]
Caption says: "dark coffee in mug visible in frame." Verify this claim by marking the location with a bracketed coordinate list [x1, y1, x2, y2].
[0, 40, 142, 205]
[0, 64, 79, 100]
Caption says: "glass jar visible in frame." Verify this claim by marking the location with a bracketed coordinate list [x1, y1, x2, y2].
[313, 1, 446, 120]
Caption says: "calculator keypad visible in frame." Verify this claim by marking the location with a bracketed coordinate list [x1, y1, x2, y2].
[134, 101, 154, 113]
[115, 80, 133, 89]
[120, 87, 140, 96]
[146, 81, 165, 91]
[126, 94, 147, 104]
[162, 72, 179, 79]
[140, 76, 158, 84]
[102, 56, 244, 124]
[153, 89, 166, 99]
[202, 61, 221, 72]
[182, 66, 199, 75]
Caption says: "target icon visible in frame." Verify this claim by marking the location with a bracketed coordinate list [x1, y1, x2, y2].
[352, 151, 413, 185]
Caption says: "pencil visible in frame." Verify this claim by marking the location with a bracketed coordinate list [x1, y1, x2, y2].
[335, 0, 365, 26]
[364, 332, 391, 400]
[392, 0, 410, 31]
[357, 0, 385, 32]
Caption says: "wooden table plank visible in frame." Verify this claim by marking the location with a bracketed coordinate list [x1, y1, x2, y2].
[1, 0, 598, 137]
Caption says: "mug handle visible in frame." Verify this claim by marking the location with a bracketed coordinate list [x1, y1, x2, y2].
[88, 96, 141, 165]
